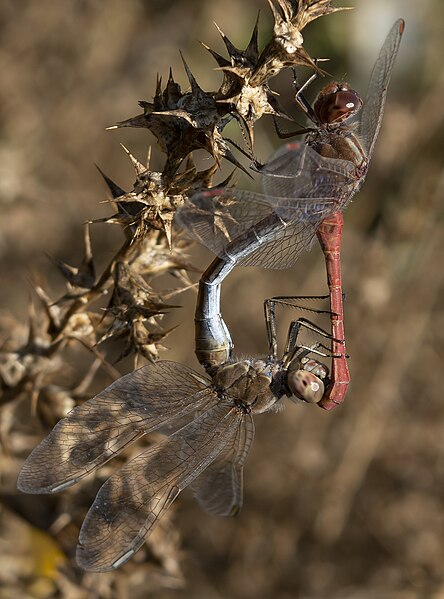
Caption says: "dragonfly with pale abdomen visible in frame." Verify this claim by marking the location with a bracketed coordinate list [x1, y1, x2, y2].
[175, 19, 405, 410]
[18, 298, 331, 571]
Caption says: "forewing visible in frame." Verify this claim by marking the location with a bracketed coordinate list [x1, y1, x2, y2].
[359, 19, 405, 159]
[17, 361, 212, 494]
[175, 187, 280, 253]
[175, 187, 332, 268]
[238, 218, 318, 269]
[76, 399, 242, 571]
[238, 144, 359, 267]
[191, 412, 254, 517]
[175, 142, 357, 269]
[261, 142, 358, 201]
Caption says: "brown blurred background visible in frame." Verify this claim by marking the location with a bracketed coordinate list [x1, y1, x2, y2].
[1, 0, 444, 597]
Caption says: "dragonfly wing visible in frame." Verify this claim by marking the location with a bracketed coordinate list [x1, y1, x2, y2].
[176, 188, 278, 255]
[247, 145, 357, 268]
[76, 399, 242, 571]
[17, 361, 212, 494]
[261, 142, 358, 199]
[191, 412, 254, 517]
[359, 19, 405, 159]
[176, 187, 333, 269]
[175, 142, 358, 269]
[238, 218, 318, 269]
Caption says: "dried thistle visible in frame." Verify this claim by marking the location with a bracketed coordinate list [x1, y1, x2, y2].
[111, 1, 350, 163]
[111, 65, 246, 178]
[97, 144, 229, 249]
[252, 0, 351, 83]
[204, 0, 351, 146]
[98, 262, 180, 362]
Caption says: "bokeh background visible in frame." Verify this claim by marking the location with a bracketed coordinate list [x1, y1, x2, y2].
[1, 0, 444, 597]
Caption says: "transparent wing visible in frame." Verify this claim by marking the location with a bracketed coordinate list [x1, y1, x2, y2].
[191, 411, 254, 517]
[359, 19, 405, 159]
[175, 143, 357, 269]
[238, 218, 318, 269]
[17, 361, 212, 494]
[176, 188, 280, 253]
[247, 143, 358, 268]
[76, 399, 242, 572]
[261, 142, 358, 201]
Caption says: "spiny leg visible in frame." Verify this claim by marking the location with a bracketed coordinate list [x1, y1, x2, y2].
[272, 115, 314, 140]
[283, 318, 337, 367]
[264, 293, 333, 358]
[292, 67, 319, 124]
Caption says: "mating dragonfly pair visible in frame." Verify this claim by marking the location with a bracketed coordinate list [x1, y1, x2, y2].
[18, 20, 404, 571]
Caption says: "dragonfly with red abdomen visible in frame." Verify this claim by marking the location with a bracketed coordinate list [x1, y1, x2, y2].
[175, 19, 405, 410]
[17, 298, 331, 572]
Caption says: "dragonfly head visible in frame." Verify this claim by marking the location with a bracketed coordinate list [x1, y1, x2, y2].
[314, 82, 362, 126]
[286, 357, 329, 404]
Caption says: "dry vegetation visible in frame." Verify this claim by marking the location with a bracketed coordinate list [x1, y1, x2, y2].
[1, 1, 443, 598]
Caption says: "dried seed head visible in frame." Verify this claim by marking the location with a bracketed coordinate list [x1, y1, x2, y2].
[50, 225, 96, 300]
[98, 144, 234, 253]
[204, 1, 351, 148]
[111, 63, 244, 178]
[204, 17, 289, 148]
[293, 0, 352, 31]
[97, 262, 181, 362]
[0, 305, 63, 406]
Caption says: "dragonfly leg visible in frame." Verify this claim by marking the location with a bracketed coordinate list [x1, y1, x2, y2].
[265, 70, 316, 141]
[231, 113, 254, 159]
[224, 135, 255, 162]
[283, 318, 335, 365]
[272, 115, 313, 140]
[292, 68, 319, 124]
[264, 298, 278, 360]
[289, 316, 345, 346]
[266, 294, 332, 314]
[264, 295, 335, 361]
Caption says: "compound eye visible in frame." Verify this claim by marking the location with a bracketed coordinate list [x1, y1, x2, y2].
[333, 90, 361, 119]
[287, 369, 325, 404]
[315, 89, 362, 124]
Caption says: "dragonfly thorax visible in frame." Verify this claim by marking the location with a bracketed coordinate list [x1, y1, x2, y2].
[210, 358, 283, 414]
[306, 124, 368, 176]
